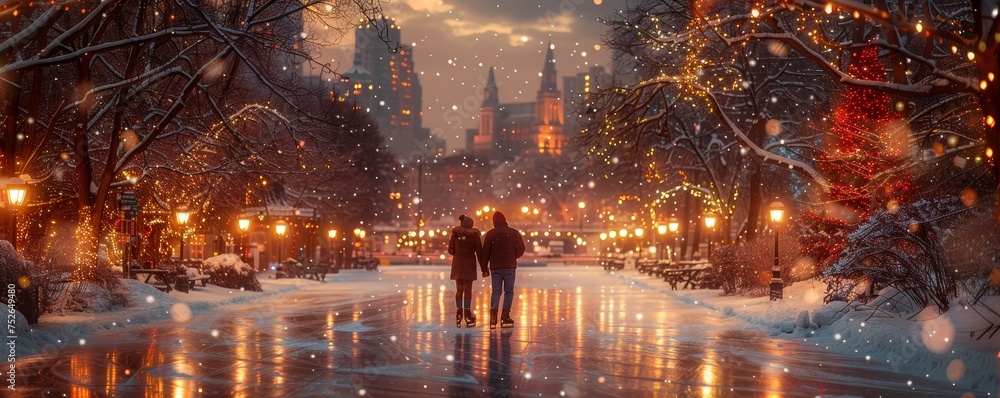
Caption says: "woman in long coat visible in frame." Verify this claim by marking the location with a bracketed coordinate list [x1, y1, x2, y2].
[448, 215, 484, 327]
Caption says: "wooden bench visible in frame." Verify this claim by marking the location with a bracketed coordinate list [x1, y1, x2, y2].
[661, 261, 711, 290]
[131, 269, 173, 293]
[186, 267, 210, 289]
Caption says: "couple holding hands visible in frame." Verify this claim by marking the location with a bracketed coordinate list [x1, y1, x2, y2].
[447, 211, 525, 329]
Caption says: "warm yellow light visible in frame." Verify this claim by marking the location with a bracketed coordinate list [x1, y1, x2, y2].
[275, 220, 287, 236]
[521, 206, 529, 213]
[578, 201, 586, 209]
[609, 231, 617, 238]
[769, 201, 786, 223]
[360, 230, 366, 239]
[635, 228, 644, 237]
[238, 218, 250, 231]
[619, 228, 627, 237]
[657, 224, 667, 235]
[483, 205, 491, 213]
[5, 178, 27, 207]
[175, 206, 190, 225]
[668, 218, 680, 233]
[704, 213, 717, 229]
[328, 229, 337, 239]
[600, 233, 608, 241]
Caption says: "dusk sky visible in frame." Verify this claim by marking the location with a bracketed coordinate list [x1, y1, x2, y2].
[321, 0, 626, 153]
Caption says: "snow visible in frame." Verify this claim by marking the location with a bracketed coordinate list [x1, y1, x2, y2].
[613, 270, 999, 391]
[202, 253, 255, 274]
[9, 265, 999, 393]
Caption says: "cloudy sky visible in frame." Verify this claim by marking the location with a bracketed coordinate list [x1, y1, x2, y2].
[320, 0, 628, 153]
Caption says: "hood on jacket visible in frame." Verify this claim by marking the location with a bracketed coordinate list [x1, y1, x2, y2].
[493, 211, 508, 227]
[459, 214, 474, 229]
[453, 215, 479, 236]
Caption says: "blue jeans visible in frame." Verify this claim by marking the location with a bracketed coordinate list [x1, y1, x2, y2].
[490, 269, 516, 310]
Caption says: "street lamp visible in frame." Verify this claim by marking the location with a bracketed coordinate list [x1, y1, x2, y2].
[634, 228, 644, 254]
[4, 177, 27, 250]
[238, 217, 250, 264]
[769, 201, 786, 300]
[577, 201, 586, 230]
[704, 212, 717, 259]
[328, 229, 338, 267]
[275, 220, 287, 266]
[175, 206, 190, 261]
[656, 224, 667, 261]
[668, 218, 679, 262]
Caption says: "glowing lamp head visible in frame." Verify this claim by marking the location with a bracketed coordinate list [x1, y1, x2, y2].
[704, 212, 717, 229]
[769, 201, 786, 223]
[275, 220, 287, 236]
[668, 218, 680, 233]
[657, 224, 667, 235]
[5, 177, 27, 207]
[175, 206, 190, 225]
[238, 218, 250, 232]
[599, 233, 608, 241]
[328, 229, 337, 239]
[634, 228, 644, 237]
[578, 201, 586, 209]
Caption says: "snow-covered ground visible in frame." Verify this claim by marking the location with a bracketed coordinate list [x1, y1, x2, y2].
[8, 264, 999, 394]
[614, 269, 1000, 393]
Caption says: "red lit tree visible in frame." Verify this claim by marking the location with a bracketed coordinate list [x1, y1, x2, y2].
[804, 46, 913, 270]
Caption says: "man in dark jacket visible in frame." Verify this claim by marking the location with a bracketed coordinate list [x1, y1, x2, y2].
[481, 211, 525, 329]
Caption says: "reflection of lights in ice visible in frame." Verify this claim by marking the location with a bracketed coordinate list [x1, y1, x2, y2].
[921, 316, 955, 354]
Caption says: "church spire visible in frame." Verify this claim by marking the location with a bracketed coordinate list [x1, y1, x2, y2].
[539, 43, 558, 93]
[483, 66, 499, 106]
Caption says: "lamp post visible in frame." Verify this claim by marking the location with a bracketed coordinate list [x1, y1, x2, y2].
[577, 201, 586, 231]
[4, 177, 27, 251]
[769, 201, 786, 300]
[328, 229, 337, 267]
[668, 218, 679, 262]
[703, 212, 717, 259]
[175, 206, 190, 261]
[656, 224, 667, 261]
[238, 217, 250, 263]
[275, 220, 287, 266]
[634, 227, 644, 256]
[599, 232, 607, 254]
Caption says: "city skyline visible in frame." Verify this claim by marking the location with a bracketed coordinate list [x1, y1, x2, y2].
[319, 0, 620, 153]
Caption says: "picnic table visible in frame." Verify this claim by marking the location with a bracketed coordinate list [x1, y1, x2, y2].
[661, 260, 712, 290]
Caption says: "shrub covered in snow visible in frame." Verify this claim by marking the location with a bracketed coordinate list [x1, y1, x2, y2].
[824, 197, 960, 311]
[706, 231, 806, 296]
[202, 254, 261, 292]
[940, 204, 1000, 305]
[0, 240, 32, 288]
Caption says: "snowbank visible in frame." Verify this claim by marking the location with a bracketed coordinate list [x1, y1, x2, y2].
[615, 272, 999, 393]
[12, 272, 346, 358]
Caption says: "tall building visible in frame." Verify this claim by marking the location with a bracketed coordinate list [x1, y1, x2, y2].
[473, 44, 566, 159]
[339, 20, 442, 161]
[563, 66, 613, 136]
